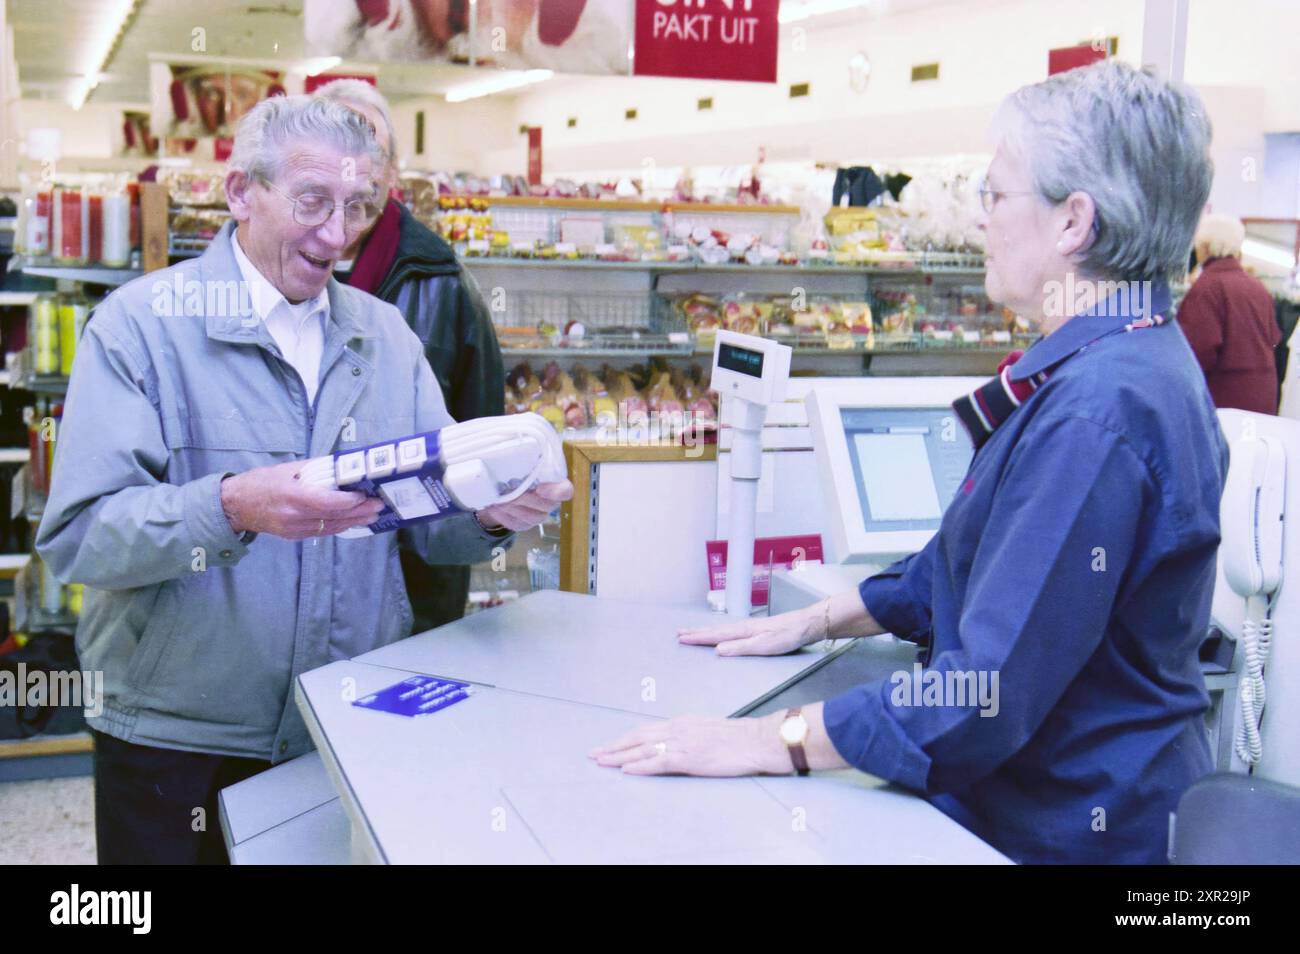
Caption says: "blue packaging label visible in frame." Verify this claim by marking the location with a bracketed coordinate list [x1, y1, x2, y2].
[335, 430, 467, 533]
[353, 675, 472, 717]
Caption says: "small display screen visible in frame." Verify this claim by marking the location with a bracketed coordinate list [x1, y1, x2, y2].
[840, 407, 972, 533]
[718, 343, 764, 377]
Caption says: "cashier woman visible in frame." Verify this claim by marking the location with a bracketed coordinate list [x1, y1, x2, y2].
[594, 60, 1227, 865]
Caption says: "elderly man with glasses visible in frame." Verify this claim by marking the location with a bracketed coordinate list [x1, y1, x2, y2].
[36, 95, 570, 865]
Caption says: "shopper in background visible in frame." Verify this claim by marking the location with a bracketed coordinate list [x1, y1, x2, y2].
[593, 60, 1225, 865]
[315, 78, 505, 635]
[36, 95, 569, 864]
[1177, 213, 1281, 414]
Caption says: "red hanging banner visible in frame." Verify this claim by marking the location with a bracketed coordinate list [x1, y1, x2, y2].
[1048, 45, 1107, 76]
[633, 0, 780, 83]
[527, 127, 543, 185]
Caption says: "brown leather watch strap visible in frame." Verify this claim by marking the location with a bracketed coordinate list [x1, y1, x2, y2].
[786, 707, 810, 776]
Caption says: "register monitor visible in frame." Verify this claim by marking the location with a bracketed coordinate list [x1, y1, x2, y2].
[806, 379, 980, 566]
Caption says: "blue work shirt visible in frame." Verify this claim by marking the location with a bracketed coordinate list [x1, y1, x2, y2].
[824, 283, 1227, 864]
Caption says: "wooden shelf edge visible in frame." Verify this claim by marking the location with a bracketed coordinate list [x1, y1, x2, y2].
[0, 732, 94, 759]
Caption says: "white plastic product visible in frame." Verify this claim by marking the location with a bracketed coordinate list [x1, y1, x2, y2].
[101, 192, 131, 267]
[298, 412, 566, 538]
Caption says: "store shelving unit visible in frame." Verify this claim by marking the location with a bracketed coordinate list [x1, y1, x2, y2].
[0, 188, 172, 778]
[7, 259, 143, 287]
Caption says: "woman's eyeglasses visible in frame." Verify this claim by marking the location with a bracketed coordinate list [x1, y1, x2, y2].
[258, 177, 381, 231]
[978, 185, 1038, 213]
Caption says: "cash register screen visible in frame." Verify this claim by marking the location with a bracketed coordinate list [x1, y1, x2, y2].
[841, 407, 971, 532]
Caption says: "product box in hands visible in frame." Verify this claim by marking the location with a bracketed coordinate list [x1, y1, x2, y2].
[299, 412, 565, 537]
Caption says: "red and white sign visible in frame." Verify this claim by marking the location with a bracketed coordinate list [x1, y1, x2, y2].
[633, 0, 780, 83]
[1048, 45, 1107, 76]
[706, 534, 824, 606]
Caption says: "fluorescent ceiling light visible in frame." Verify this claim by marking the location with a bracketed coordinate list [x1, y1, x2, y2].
[444, 70, 553, 103]
[300, 56, 343, 76]
[68, 0, 137, 109]
[780, 0, 875, 24]
[1242, 238, 1298, 270]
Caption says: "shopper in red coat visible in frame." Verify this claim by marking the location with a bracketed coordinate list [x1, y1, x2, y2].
[1178, 214, 1280, 414]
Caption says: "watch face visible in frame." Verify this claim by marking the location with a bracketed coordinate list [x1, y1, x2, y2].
[780, 715, 808, 745]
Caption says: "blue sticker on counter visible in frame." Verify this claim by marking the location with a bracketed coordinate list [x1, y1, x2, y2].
[353, 675, 471, 717]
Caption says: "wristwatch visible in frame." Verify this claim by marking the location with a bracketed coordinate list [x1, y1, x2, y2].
[779, 707, 810, 776]
[472, 511, 513, 539]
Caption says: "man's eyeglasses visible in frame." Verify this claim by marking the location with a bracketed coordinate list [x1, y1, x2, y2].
[258, 177, 380, 231]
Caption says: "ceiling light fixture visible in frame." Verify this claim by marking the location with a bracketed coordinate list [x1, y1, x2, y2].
[299, 56, 343, 76]
[444, 70, 553, 103]
[779, 0, 877, 25]
[68, 0, 139, 110]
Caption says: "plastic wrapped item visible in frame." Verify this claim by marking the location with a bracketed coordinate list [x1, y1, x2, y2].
[527, 546, 560, 592]
[874, 288, 919, 340]
[298, 413, 566, 537]
[18, 183, 52, 257]
[101, 190, 131, 266]
[161, 169, 226, 206]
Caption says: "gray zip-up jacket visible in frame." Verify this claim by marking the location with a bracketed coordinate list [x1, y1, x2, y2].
[36, 224, 508, 762]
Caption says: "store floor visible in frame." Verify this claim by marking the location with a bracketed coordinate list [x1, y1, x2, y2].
[0, 775, 96, 864]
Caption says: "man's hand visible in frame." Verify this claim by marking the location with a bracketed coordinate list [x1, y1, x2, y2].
[476, 480, 573, 533]
[220, 461, 384, 539]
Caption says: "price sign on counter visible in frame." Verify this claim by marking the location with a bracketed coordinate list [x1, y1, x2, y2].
[633, 0, 781, 83]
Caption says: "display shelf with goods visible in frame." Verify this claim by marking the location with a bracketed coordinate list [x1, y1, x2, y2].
[12, 555, 81, 636]
[7, 259, 143, 288]
[8, 180, 169, 284]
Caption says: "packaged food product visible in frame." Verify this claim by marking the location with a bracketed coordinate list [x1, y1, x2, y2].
[161, 169, 226, 206]
[30, 295, 60, 375]
[56, 285, 90, 377]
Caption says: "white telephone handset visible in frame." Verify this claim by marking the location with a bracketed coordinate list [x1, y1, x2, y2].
[1219, 433, 1285, 767]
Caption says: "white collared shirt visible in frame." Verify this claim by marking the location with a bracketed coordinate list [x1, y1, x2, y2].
[231, 230, 329, 406]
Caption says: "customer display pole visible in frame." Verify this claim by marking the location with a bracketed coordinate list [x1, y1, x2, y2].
[709, 331, 792, 618]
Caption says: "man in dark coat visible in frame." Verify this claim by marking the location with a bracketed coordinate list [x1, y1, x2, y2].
[318, 79, 505, 632]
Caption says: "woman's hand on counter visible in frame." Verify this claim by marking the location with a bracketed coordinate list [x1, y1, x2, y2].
[476, 480, 574, 532]
[589, 713, 791, 777]
[678, 590, 883, 656]
[590, 705, 851, 777]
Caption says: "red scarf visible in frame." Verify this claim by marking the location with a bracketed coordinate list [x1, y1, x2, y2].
[346, 198, 403, 295]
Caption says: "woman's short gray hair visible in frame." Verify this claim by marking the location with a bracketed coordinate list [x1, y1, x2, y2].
[313, 78, 397, 164]
[992, 59, 1213, 284]
[1195, 213, 1246, 259]
[227, 94, 384, 185]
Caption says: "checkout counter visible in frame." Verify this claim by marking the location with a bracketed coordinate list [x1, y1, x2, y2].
[221, 590, 1007, 864]
[221, 373, 1017, 864]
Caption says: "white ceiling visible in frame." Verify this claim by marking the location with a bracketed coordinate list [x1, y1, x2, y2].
[11, 1, 305, 102]
[7, 0, 969, 107]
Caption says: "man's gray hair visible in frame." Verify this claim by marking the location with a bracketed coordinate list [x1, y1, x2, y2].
[313, 78, 397, 164]
[992, 59, 1213, 284]
[227, 94, 384, 184]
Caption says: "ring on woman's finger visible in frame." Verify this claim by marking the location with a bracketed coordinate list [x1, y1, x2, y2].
[318, 518, 325, 534]
[654, 741, 667, 756]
